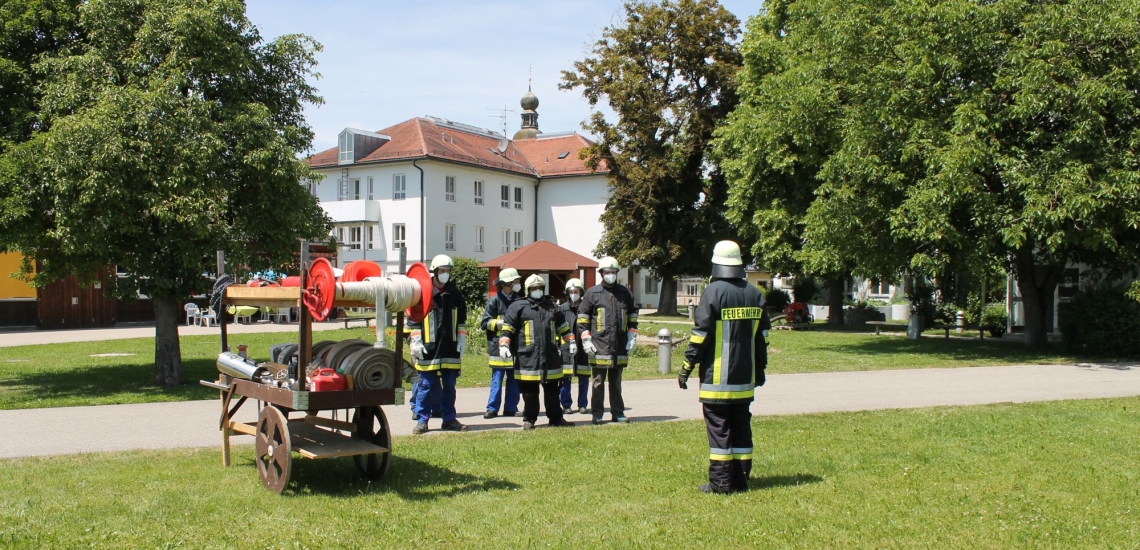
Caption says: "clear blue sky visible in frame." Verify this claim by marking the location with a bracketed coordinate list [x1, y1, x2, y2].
[245, 1, 762, 154]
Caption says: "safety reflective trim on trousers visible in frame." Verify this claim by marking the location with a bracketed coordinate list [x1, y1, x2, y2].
[709, 447, 733, 461]
[689, 328, 706, 345]
[415, 357, 462, 367]
[732, 447, 754, 460]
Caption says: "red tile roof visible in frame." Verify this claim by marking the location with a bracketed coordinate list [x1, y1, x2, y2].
[479, 240, 599, 271]
[307, 118, 608, 178]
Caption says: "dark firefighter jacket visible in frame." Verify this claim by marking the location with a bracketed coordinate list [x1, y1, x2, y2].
[480, 290, 516, 368]
[576, 283, 638, 368]
[501, 296, 573, 382]
[559, 300, 591, 376]
[682, 278, 770, 404]
[406, 281, 467, 371]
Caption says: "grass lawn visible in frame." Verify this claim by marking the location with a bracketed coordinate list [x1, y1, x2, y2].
[0, 324, 1096, 410]
[2, 397, 1138, 547]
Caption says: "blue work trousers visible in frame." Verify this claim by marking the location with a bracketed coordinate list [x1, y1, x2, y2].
[560, 375, 589, 409]
[408, 373, 441, 417]
[486, 368, 520, 414]
[413, 370, 458, 422]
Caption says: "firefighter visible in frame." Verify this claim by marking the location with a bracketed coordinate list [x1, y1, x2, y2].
[480, 267, 522, 418]
[677, 241, 770, 493]
[578, 256, 638, 424]
[498, 274, 576, 430]
[407, 254, 468, 435]
[559, 278, 590, 414]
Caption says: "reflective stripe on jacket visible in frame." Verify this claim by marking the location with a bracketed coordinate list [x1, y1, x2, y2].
[576, 283, 638, 368]
[559, 300, 591, 376]
[406, 281, 467, 371]
[682, 278, 770, 404]
[501, 296, 573, 381]
[480, 291, 516, 368]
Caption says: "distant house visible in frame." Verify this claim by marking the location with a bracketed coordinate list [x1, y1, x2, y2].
[304, 87, 664, 307]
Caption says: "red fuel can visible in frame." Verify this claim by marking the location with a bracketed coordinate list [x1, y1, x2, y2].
[310, 368, 346, 392]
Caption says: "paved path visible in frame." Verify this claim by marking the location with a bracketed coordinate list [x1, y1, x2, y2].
[0, 320, 353, 348]
[1, 362, 1137, 459]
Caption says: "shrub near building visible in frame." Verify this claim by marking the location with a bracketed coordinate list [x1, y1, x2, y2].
[1059, 284, 1140, 358]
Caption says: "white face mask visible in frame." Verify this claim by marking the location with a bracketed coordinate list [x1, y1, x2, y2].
[568, 292, 581, 302]
[603, 273, 617, 285]
[529, 290, 544, 300]
[512, 283, 522, 293]
[436, 272, 450, 284]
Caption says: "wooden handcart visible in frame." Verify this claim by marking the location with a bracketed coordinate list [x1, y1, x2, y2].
[200, 248, 420, 493]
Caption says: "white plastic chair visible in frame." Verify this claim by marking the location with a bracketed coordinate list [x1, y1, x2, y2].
[269, 307, 290, 323]
[184, 303, 200, 326]
[199, 308, 218, 327]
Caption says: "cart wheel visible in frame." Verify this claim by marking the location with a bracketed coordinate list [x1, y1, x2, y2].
[255, 405, 292, 493]
[352, 406, 391, 481]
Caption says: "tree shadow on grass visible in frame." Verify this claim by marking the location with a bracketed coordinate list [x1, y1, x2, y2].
[815, 336, 1085, 365]
[0, 358, 219, 407]
[258, 454, 518, 500]
[749, 473, 824, 490]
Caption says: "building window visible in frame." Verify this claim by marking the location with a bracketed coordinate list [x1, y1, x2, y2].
[513, 230, 523, 251]
[307, 180, 317, 197]
[445, 224, 455, 250]
[392, 223, 405, 250]
[685, 283, 700, 296]
[393, 174, 406, 200]
[338, 131, 353, 163]
[869, 279, 890, 295]
[352, 178, 361, 200]
[336, 227, 344, 244]
[474, 180, 484, 205]
[367, 177, 374, 200]
[445, 176, 456, 201]
[349, 227, 362, 250]
[644, 276, 659, 294]
[513, 187, 523, 210]
[368, 224, 377, 250]
[501, 229, 510, 253]
[501, 185, 509, 208]
[474, 226, 484, 252]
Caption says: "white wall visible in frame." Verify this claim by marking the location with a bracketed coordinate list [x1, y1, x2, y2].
[421, 160, 535, 264]
[536, 174, 609, 261]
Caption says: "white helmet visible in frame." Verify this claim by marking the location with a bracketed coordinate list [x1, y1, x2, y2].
[429, 254, 453, 272]
[565, 278, 584, 292]
[711, 240, 745, 279]
[497, 267, 521, 284]
[524, 273, 546, 291]
[598, 256, 620, 272]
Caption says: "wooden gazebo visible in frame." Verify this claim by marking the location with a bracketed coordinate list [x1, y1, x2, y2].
[479, 240, 599, 302]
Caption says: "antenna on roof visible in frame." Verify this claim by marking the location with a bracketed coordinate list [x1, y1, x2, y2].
[488, 105, 515, 139]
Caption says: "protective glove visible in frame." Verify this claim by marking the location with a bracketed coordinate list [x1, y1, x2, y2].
[626, 329, 638, 352]
[581, 332, 597, 356]
[762, 330, 769, 339]
[498, 336, 512, 359]
[678, 366, 693, 390]
[410, 336, 426, 361]
[757, 369, 766, 387]
[569, 341, 578, 357]
[456, 331, 467, 355]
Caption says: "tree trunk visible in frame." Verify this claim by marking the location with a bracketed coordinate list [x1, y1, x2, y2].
[1013, 253, 1063, 349]
[153, 296, 183, 387]
[656, 276, 678, 316]
[827, 276, 846, 325]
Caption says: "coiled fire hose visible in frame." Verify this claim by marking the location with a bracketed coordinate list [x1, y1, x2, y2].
[302, 257, 431, 349]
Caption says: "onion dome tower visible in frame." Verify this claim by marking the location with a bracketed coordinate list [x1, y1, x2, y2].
[512, 80, 541, 140]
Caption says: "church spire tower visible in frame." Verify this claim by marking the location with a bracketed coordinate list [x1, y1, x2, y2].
[513, 69, 541, 140]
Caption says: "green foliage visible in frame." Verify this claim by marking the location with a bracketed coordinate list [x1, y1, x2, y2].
[791, 277, 817, 304]
[560, 0, 745, 287]
[1127, 281, 1140, 303]
[907, 280, 937, 323]
[762, 287, 790, 312]
[1059, 284, 1140, 358]
[465, 306, 487, 357]
[449, 257, 488, 314]
[980, 304, 1008, 337]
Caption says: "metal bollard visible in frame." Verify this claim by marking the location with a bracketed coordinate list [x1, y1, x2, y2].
[657, 328, 673, 374]
[687, 302, 695, 321]
[956, 310, 965, 333]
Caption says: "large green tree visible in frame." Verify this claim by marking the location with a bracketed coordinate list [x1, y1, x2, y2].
[0, 0, 330, 385]
[720, 0, 1140, 345]
[560, 0, 744, 314]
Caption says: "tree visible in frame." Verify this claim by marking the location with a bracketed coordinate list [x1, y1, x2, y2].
[719, 0, 1140, 346]
[0, 0, 84, 151]
[0, 0, 330, 385]
[449, 257, 489, 313]
[560, 0, 744, 315]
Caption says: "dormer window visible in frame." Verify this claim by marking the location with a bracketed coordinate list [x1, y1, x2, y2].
[338, 130, 354, 164]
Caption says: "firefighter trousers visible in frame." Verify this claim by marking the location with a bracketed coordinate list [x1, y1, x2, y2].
[518, 379, 564, 424]
[703, 402, 753, 492]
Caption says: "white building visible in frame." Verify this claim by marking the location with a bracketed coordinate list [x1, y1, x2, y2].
[305, 89, 664, 307]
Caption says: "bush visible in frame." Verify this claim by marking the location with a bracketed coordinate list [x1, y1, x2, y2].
[450, 257, 489, 313]
[980, 303, 1007, 337]
[907, 281, 937, 323]
[762, 287, 790, 313]
[1059, 283, 1140, 358]
[791, 277, 818, 304]
[465, 306, 488, 356]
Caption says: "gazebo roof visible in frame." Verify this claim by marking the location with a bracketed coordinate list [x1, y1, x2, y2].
[479, 240, 599, 271]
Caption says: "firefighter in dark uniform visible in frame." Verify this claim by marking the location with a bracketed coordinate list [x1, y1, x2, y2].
[678, 241, 770, 493]
[559, 278, 591, 414]
[407, 254, 468, 435]
[498, 274, 576, 430]
[578, 256, 639, 425]
[481, 267, 522, 419]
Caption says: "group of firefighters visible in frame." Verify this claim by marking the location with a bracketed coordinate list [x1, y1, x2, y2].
[403, 240, 769, 494]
